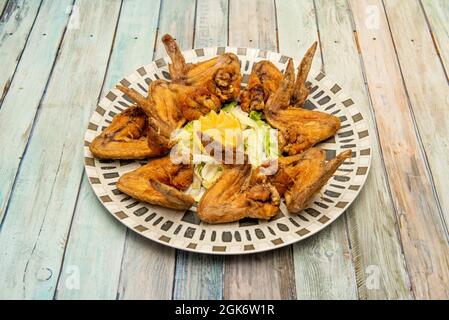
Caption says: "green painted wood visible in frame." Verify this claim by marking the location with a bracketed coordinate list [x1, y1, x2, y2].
[224, 0, 296, 300]
[173, 0, 228, 300]
[0, 0, 72, 226]
[0, 0, 122, 299]
[55, 0, 162, 300]
[314, 0, 412, 299]
[421, 0, 449, 76]
[116, 0, 196, 300]
[0, 0, 43, 106]
[277, 0, 357, 300]
[379, 0, 449, 298]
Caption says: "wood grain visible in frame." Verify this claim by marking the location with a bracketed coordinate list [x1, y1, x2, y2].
[314, 0, 412, 299]
[194, 0, 228, 48]
[277, 0, 357, 300]
[374, 0, 449, 298]
[0, 0, 9, 17]
[116, 0, 197, 300]
[225, 248, 297, 299]
[55, 0, 161, 300]
[173, 253, 224, 300]
[224, 0, 296, 300]
[421, 0, 449, 77]
[0, 0, 72, 225]
[118, 231, 175, 300]
[0, 0, 43, 106]
[153, 0, 196, 60]
[0, 0, 122, 299]
[276, 0, 322, 71]
[383, 0, 449, 231]
[172, 0, 228, 300]
[228, 0, 277, 51]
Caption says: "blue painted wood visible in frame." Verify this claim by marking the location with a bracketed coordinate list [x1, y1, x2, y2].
[172, 0, 228, 300]
[55, 0, 162, 300]
[0, 0, 43, 106]
[0, 0, 72, 225]
[116, 0, 197, 299]
[0, 0, 122, 299]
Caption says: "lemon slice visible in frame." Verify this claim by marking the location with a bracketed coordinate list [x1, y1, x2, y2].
[198, 110, 241, 147]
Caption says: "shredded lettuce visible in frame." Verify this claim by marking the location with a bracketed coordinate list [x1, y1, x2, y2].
[201, 163, 223, 189]
[222, 101, 238, 112]
[249, 111, 263, 121]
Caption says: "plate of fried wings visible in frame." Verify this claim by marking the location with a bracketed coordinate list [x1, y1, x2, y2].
[84, 35, 371, 254]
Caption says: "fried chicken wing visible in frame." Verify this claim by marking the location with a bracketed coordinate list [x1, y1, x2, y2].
[240, 42, 318, 112]
[197, 163, 280, 224]
[117, 156, 194, 210]
[162, 34, 241, 101]
[89, 106, 157, 159]
[240, 60, 283, 112]
[266, 148, 352, 213]
[117, 80, 186, 155]
[265, 58, 340, 155]
[291, 41, 318, 108]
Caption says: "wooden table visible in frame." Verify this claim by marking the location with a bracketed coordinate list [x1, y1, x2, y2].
[0, 0, 448, 300]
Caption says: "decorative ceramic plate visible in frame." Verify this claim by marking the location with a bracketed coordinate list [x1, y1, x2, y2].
[84, 47, 372, 255]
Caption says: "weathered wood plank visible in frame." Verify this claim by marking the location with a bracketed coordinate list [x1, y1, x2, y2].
[225, 248, 296, 299]
[224, 0, 296, 300]
[153, 0, 196, 60]
[0, 0, 72, 225]
[194, 0, 228, 48]
[421, 0, 449, 77]
[314, 0, 412, 299]
[383, 0, 449, 231]
[228, 0, 277, 51]
[55, 0, 161, 300]
[276, 0, 322, 71]
[277, 0, 357, 300]
[116, 0, 196, 300]
[55, 177, 126, 299]
[0, 0, 122, 299]
[366, 0, 449, 298]
[173, 252, 224, 300]
[0, 0, 43, 106]
[117, 231, 175, 300]
[0, 0, 9, 18]
[172, 0, 228, 300]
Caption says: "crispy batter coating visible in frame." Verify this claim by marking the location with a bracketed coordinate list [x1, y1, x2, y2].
[264, 58, 340, 155]
[117, 156, 194, 210]
[89, 106, 157, 159]
[266, 148, 352, 213]
[162, 34, 241, 101]
[240, 41, 318, 112]
[291, 41, 318, 108]
[240, 60, 284, 112]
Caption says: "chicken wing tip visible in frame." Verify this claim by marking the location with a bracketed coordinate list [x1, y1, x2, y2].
[162, 34, 174, 43]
